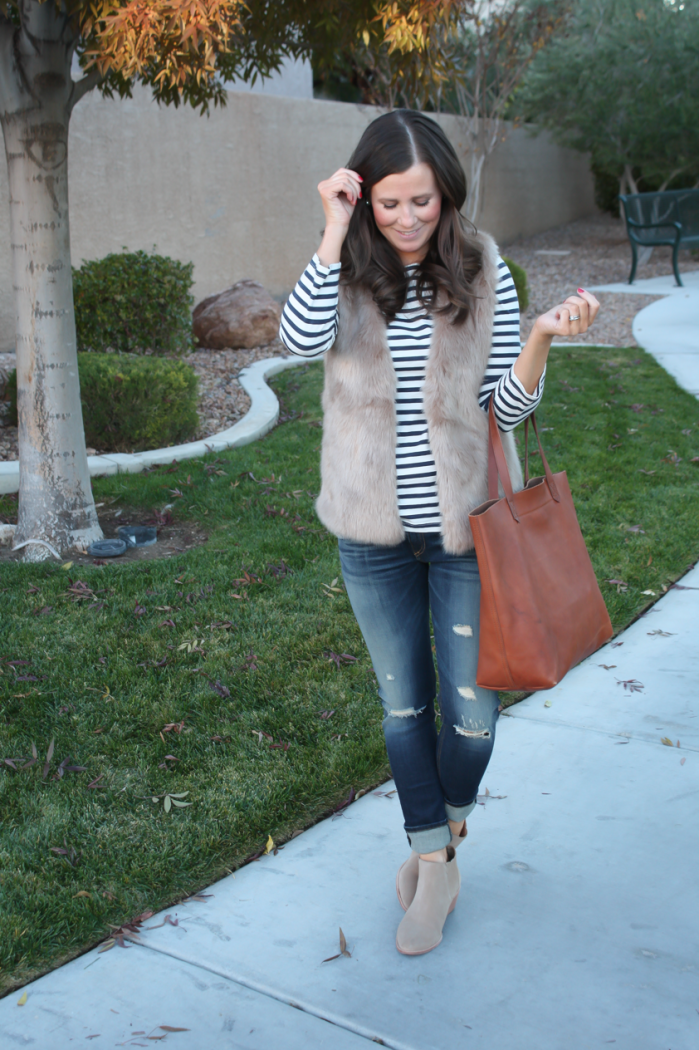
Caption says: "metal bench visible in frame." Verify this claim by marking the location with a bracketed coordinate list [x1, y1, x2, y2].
[619, 189, 699, 286]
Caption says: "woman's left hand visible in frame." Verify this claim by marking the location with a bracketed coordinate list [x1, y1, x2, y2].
[533, 288, 600, 340]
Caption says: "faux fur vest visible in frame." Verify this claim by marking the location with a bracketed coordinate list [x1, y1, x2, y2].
[316, 231, 524, 554]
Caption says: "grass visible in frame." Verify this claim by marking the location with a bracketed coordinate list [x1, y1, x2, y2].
[1, 345, 698, 996]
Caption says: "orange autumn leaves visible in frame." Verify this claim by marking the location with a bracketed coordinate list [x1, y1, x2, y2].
[77, 1, 460, 101]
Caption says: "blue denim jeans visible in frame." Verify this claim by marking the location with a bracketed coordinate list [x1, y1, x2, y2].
[338, 532, 500, 854]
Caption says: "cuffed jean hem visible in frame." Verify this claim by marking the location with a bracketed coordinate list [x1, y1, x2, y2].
[406, 822, 452, 855]
[445, 799, 477, 823]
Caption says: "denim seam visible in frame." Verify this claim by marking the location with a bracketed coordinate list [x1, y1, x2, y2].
[403, 818, 450, 833]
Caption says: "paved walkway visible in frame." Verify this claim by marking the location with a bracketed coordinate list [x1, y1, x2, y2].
[1, 283, 698, 1049]
[591, 270, 699, 396]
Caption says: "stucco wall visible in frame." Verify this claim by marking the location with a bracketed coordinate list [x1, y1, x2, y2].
[0, 88, 596, 351]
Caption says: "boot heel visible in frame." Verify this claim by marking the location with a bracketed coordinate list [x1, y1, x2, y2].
[447, 891, 459, 915]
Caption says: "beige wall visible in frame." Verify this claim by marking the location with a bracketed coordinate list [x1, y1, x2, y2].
[0, 88, 596, 351]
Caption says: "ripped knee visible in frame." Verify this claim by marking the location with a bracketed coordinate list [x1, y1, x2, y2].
[385, 704, 427, 720]
[453, 725, 491, 739]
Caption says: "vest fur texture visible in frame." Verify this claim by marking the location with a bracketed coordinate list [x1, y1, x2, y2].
[316, 232, 524, 555]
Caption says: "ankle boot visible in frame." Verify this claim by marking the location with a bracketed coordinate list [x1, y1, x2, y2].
[396, 846, 460, 956]
[396, 821, 467, 911]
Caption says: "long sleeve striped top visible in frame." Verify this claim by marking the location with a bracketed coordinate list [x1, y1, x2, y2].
[279, 254, 544, 534]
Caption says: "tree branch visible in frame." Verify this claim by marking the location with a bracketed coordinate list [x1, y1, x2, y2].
[68, 67, 102, 110]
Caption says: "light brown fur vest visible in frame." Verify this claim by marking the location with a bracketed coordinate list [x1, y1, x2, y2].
[316, 232, 524, 554]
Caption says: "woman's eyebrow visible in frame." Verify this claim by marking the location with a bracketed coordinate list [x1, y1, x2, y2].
[377, 193, 433, 202]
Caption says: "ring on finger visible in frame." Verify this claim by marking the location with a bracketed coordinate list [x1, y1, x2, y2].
[568, 314, 581, 321]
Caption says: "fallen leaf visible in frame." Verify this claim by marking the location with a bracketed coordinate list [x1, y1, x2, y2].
[144, 914, 179, 930]
[61, 561, 73, 570]
[264, 834, 275, 855]
[598, 664, 617, 670]
[73, 890, 91, 899]
[159, 1028, 191, 1034]
[184, 893, 213, 903]
[616, 679, 644, 693]
[17, 991, 27, 1006]
[660, 737, 673, 746]
[333, 787, 356, 815]
[544, 699, 552, 707]
[647, 630, 674, 637]
[209, 679, 230, 698]
[323, 927, 351, 962]
[641, 590, 656, 596]
[42, 737, 55, 780]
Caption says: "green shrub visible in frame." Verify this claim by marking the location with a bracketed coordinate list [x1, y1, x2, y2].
[502, 256, 529, 314]
[4, 356, 199, 452]
[79, 354, 198, 453]
[73, 249, 194, 354]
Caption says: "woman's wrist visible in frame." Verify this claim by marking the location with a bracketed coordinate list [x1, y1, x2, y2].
[514, 320, 553, 395]
[317, 223, 348, 267]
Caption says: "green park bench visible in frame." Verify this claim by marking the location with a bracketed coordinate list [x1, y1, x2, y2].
[620, 189, 699, 286]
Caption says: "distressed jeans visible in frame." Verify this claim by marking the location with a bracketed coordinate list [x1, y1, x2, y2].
[338, 532, 500, 855]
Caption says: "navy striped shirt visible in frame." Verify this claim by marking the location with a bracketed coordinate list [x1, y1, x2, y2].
[280, 255, 544, 533]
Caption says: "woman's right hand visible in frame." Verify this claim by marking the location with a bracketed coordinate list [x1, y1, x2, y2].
[318, 168, 363, 231]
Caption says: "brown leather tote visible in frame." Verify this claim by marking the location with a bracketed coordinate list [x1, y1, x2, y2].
[469, 402, 613, 691]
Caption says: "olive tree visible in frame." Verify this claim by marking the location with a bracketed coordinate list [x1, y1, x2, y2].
[1, 0, 452, 560]
[518, 0, 699, 199]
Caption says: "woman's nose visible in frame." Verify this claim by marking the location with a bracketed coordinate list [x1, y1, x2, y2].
[398, 203, 416, 227]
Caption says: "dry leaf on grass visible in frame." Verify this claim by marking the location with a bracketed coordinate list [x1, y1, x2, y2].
[41, 737, 54, 780]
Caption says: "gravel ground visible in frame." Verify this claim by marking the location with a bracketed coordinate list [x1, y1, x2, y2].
[2, 213, 697, 462]
[505, 212, 699, 345]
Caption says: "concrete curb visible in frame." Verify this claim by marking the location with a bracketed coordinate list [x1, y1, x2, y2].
[0, 355, 305, 496]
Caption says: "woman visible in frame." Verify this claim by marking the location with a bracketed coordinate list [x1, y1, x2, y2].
[279, 110, 599, 956]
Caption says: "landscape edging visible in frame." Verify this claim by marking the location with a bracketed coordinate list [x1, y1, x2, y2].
[0, 355, 304, 496]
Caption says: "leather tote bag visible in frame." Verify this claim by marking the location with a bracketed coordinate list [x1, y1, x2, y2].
[469, 402, 613, 691]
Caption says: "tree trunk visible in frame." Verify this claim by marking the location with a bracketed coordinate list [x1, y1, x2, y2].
[0, 2, 102, 560]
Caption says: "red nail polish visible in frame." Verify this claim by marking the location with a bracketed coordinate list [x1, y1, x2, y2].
[577, 287, 585, 293]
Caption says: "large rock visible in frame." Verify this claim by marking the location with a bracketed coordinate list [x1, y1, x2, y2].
[193, 280, 281, 350]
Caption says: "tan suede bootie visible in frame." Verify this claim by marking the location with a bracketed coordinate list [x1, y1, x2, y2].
[396, 821, 467, 911]
[395, 846, 460, 956]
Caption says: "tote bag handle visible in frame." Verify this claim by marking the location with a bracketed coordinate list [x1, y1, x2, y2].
[487, 400, 560, 518]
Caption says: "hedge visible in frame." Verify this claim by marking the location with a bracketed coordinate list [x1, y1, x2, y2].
[73, 249, 194, 354]
[502, 256, 530, 313]
[5, 354, 199, 454]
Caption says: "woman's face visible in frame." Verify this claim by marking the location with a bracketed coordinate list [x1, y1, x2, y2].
[370, 162, 442, 265]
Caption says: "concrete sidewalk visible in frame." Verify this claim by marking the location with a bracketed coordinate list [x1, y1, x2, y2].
[1, 284, 698, 1049]
[592, 270, 699, 396]
[2, 585, 697, 1049]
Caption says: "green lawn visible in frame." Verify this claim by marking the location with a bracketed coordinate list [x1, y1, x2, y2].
[1, 345, 698, 996]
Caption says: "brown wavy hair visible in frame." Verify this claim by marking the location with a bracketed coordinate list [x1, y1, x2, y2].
[340, 110, 482, 324]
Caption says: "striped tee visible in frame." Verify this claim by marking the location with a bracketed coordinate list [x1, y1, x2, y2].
[279, 255, 544, 533]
